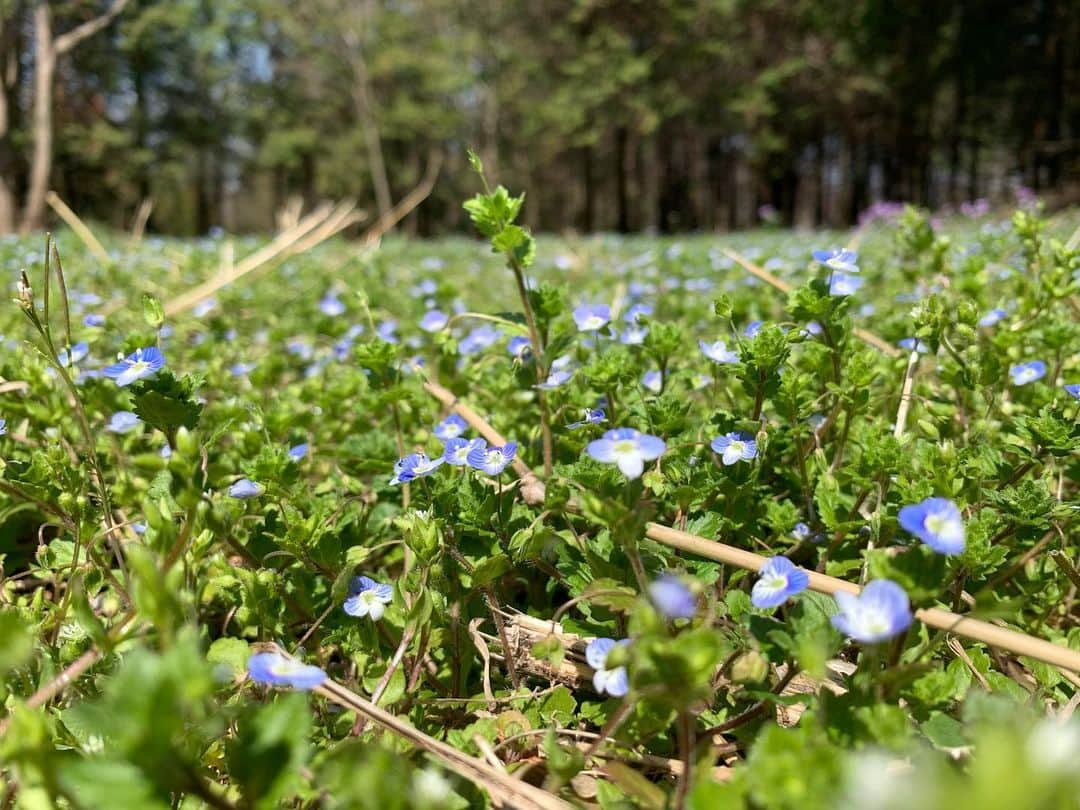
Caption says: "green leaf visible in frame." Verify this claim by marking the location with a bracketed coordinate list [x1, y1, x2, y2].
[0, 608, 34, 675]
[141, 294, 165, 329]
[207, 637, 250, 678]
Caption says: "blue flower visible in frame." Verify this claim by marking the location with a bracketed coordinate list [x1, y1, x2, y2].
[898, 338, 930, 354]
[711, 432, 757, 465]
[107, 411, 141, 434]
[467, 440, 517, 475]
[344, 576, 394, 621]
[1065, 383, 1080, 400]
[320, 293, 345, 317]
[228, 478, 263, 499]
[623, 303, 653, 323]
[536, 365, 573, 390]
[813, 248, 859, 273]
[459, 325, 500, 355]
[751, 556, 810, 609]
[803, 321, 823, 336]
[573, 303, 611, 332]
[443, 436, 484, 465]
[831, 580, 912, 643]
[507, 335, 532, 361]
[83, 313, 106, 328]
[649, 575, 697, 620]
[567, 408, 606, 430]
[792, 522, 811, 541]
[434, 414, 467, 442]
[247, 651, 326, 690]
[288, 443, 309, 462]
[102, 347, 165, 387]
[743, 320, 764, 338]
[193, 298, 217, 317]
[159, 443, 172, 459]
[978, 308, 1006, 328]
[0, 418, 6, 436]
[58, 341, 89, 367]
[620, 324, 648, 345]
[586, 428, 666, 479]
[898, 497, 965, 555]
[1010, 360, 1046, 386]
[377, 320, 399, 343]
[390, 452, 444, 485]
[829, 272, 863, 297]
[230, 361, 257, 377]
[420, 310, 449, 332]
[699, 339, 739, 364]
[642, 370, 662, 393]
[585, 638, 630, 697]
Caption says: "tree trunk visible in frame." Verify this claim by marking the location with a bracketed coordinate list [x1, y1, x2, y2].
[21, 4, 55, 233]
[348, 46, 393, 219]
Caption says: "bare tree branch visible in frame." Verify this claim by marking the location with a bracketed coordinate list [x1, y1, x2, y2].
[54, 0, 131, 55]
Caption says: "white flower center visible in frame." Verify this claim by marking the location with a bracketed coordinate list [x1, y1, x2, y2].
[729, 441, 745, 455]
[614, 440, 637, 455]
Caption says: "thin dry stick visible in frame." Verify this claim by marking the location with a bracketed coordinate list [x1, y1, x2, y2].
[164, 202, 343, 316]
[722, 248, 902, 358]
[424, 386, 1080, 674]
[645, 523, 1080, 673]
[45, 191, 109, 263]
[312, 676, 572, 810]
[893, 349, 920, 437]
[130, 198, 154, 242]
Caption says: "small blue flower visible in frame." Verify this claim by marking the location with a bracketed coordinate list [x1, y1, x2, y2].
[1010, 360, 1046, 386]
[288, 443, 309, 462]
[228, 478, 263, 499]
[193, 298, 217, 317]
[620, 324, 648, 345]
[642, 370, 663, 393]
[649, 575, 697, 620]
[344, 576, 394, 621]
[898, 497, 965, 555]
[711, 432, 757, 465]
[102, 347, 165, 387]
[829, 272, 863, 297]
[803, 321, 823, 336]
[586, 638, 630, 697]
[459, 325, 500, 355]
[586, 428, 666, 479]
[0, 418, 6, 436]
[420, 310, 449, 332]
[567, 408, 606, 430]
[247, 651, 326, 690]
[898, 338, 930, 354]
[443, 436, 484, 465]
[699, 339, 739, 364]
[536, 367, 573, 390]
[434, 414, 468, 442]
[320, 293, 346, 317]
[978, 308, 1006, 328]
[743, 320, 764, 338]
[377, 320, 399, 343]
[792, 522, 811, 541]
[507, 335, 532, 361]
[390, 453, 444, 485]
[830, 580, 912, 643]
[623, 303, 653, 323]
[230, 361, 257, 376]
[751, 556, 810, 609]
[159, 443, 172, 459]
[83, 313, 106, 328]
[467, 440, 517, 475]
[58, 341, 89, 367]
[813, 248, 859, 273]
[1065, 383, 1080, 400]
[573, 303, 611, 332]
[107, 411, 141, 434]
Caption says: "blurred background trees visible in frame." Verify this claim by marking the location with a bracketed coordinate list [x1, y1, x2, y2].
[0, 0, 1076, 235]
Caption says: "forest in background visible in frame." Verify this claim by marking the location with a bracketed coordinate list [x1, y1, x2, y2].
[0, 0, 1077, 236]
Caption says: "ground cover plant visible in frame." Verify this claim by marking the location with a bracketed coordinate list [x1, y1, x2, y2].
[0, 180, 1079, 808]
